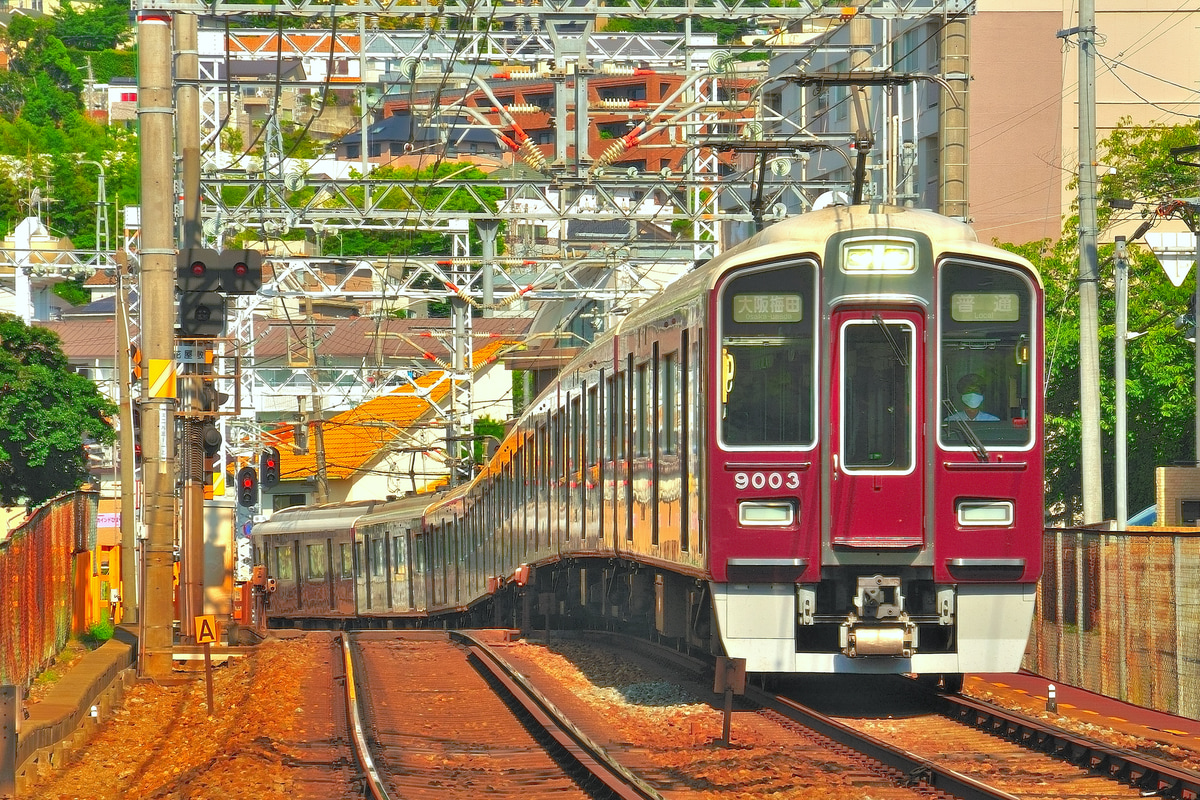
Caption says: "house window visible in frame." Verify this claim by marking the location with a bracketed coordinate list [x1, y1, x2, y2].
[273, 494, 307, 512]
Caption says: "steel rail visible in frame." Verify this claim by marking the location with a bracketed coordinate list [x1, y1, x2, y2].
[941, 691, 1200, 800]
[450, 630, 665, 800]
[745, 685, 1019, 800]
[340, 633, 392, 800]
[578, 630, 1013, 800]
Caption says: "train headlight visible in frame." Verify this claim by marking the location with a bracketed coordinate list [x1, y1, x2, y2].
[738, 500, 796, 526]
[956, 500, 1013, 527]
[842, 240, 916, 273]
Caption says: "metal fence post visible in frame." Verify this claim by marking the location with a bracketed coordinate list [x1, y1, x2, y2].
[1, 684, 16, 799]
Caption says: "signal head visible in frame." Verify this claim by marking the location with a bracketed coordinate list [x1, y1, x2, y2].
[220, 249, 263, 295]
[176, 247, 221, 292]
[236, 466, 258, 507]
[260, 445, 281, 487]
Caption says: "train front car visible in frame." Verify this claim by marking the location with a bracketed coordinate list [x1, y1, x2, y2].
[708, 205, 1043, 685]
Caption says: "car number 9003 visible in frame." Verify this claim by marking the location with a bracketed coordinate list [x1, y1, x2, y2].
[733, 471, 801, 490]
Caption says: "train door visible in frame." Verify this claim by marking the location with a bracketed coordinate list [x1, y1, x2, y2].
[830, 308, 924, 547]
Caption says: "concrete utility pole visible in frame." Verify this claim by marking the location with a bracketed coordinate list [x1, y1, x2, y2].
[177, 12, 205, 642]
[938, 14, 969, 220]
[116, 254, 138, 624]
[1072, 0, 1103, 524]
[137, 8, 179, 680]
[305, 298, 330, 504]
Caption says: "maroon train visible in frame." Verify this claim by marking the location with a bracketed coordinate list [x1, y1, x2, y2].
[253, 204, 1044, 687]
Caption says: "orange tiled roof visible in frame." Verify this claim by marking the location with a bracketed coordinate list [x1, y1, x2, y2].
[274, 339, 519, 482]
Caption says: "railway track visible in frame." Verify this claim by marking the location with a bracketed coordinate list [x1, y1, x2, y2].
[327, 629, 1200, 799]
[342, 630, 663, 800]
[570, 631, 1200, 800]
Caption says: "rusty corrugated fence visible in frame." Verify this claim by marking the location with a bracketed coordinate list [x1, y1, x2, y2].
[1027, 527, 1200, 717]
[0, 492, 97, 687]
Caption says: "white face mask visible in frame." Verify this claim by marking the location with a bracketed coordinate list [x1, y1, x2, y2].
[962, 392, 984, 409]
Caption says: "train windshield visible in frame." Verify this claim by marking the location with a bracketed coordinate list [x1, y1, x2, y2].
[939, 260, 1036, 449]
[719, 261, 817, 447]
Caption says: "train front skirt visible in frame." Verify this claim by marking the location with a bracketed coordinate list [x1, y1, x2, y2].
[711, 582, 1037, 674]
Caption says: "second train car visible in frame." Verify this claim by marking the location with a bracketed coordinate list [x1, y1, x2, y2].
[253, 204, 1044, 686]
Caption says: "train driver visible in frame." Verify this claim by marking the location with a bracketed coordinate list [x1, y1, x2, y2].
[946, 373, 999, 422]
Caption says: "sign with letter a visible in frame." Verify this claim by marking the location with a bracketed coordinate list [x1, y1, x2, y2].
[195, 614, 217, 645]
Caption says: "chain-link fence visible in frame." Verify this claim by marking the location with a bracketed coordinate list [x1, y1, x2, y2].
[0, 492, 97, 688]
[1027, 527, 1200, 717]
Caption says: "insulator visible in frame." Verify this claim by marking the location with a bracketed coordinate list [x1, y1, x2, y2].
[506, 104, 541, 114]
[520, 139, 548, 171]
[596, 139, 627, 169]
[595, 99, 631, 110]
[600, 63, 635, 76]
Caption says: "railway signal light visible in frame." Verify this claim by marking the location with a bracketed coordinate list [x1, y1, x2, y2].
[176, 247, 264, 337]
[260, 446, 281, 487]
[177, 247, 221, 292]
[220, 249, 263, 295]
[237, 466, 258, 507]
[178, 291, 227, 338]
[200, 422, 222, 458]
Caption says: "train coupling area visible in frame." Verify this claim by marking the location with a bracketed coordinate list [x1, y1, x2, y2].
[840, 575, 918, 658]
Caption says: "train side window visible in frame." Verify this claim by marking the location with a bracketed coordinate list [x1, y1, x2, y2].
[587, 386, 599, 467]
[307, 543, 327, 581]
[605, 375, 616, 462]
[635, 362, 649, 458]
[939, 260, 1035, 448]
[663, 351, 678, 455]
[570, 397, 581, 478]
[340, 543, 353, 578]
[275, 545, 294, 581]
[615, 373, 626, 459]
[718, 261, 817, 448]
[371, 538, 385, 578]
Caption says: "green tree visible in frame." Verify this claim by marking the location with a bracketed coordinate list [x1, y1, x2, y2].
[0, 314, 116, 506]
[0, 15, 83, 125]
[1014, 119, 1199, 523]
[55, 0, 134, 50]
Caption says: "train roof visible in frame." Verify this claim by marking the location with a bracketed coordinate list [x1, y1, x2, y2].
[251, 500, 379, 536]
[613, 204, 1040, 332]
[712, 204, 1037, 280]
[356, 492, 443, 527]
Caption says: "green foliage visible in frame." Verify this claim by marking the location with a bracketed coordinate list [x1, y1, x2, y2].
[1010, 119, 1200, 523]
[0, 0, 140, 244]
[0, 14, 84, 124]
[0, 314, 117, 506]
[309, 161, 503, 262]
[55, 0, 133, 50]
[53, 277, 90, 306]
[67, 48, 137, 83]
[474, 416, 507, 464]
[512, 370, 526, 411]
[87, 611, 115, 643]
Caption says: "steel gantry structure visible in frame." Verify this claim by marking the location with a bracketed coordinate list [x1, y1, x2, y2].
[128, 0, 975, 676]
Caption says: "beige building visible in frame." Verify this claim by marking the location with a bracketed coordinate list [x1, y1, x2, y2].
[776, 2, 1198, 247]
[969, 2, 1200, 245]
